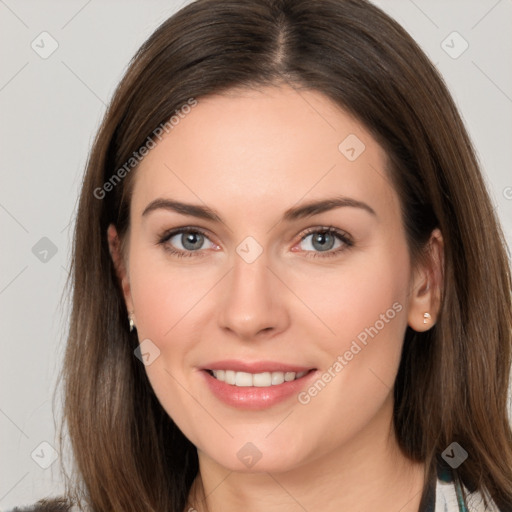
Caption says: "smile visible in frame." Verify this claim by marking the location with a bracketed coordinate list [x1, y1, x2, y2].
[201, 364, 318, 410]
[207, 369, 311, 387]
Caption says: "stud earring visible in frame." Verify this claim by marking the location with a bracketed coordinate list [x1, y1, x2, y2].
[423, 312, 431, 324]
[128, 313, 135, 332]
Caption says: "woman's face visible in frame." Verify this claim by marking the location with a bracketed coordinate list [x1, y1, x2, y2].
[109, 85, 433, 473]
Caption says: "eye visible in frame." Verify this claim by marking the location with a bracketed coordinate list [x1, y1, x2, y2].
[295, 226, 353, 259]
[157, 227, 217, 258]
[157, 225, 353, 259]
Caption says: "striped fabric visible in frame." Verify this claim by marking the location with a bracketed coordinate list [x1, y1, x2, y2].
[423, 465, 504, 512]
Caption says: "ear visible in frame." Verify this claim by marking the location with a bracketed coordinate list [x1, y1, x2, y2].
[407, 228, 444, 332]
[107, 224, 134, 315]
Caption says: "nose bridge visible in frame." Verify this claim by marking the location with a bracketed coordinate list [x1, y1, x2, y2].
[218, 242, 287, 339]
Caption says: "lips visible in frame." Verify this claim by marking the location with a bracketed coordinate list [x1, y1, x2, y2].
[201, 359, 314, 374]
[199, 360, 317, 410]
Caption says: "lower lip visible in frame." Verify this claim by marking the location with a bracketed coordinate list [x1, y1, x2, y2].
[201, 370, 317, 410]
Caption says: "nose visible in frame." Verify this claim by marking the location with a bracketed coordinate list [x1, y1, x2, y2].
[217, 250, 289, 341]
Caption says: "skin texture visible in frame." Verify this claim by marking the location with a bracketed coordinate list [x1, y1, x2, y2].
[108, 85, 444, 512]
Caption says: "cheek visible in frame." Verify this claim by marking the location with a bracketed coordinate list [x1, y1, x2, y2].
[126, 249, 207, 435]
[287, 246, 410, 450]
[128, 246, 208, 340]
[300, 244, 410, 360]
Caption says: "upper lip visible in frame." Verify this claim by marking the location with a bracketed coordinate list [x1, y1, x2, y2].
[200, 360, 315, 373]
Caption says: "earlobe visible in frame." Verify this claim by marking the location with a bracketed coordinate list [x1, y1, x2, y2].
[407, 228, 444, 332]
[107, 224, 134, 313]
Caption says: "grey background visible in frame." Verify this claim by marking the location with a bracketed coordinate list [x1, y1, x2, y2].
[1, 0, 511, 509]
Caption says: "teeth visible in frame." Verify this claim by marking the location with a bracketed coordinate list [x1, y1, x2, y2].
[210, 369, 309, 387]
[284, 372, 295, 382]
[253, 372, 271, 387]
[235, 371, 253, 387]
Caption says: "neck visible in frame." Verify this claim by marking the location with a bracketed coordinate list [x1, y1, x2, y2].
[186, 397, 426, 512]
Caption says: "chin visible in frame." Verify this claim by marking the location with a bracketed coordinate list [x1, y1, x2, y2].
[197, 436, 312, 474]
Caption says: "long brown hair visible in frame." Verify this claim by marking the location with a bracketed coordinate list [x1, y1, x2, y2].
[60, 0, 512, 510]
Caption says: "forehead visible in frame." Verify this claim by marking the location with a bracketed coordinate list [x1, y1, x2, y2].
[131, 85, 399, 224]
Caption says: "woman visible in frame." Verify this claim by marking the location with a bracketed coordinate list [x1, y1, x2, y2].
[14, 0, 512, 510]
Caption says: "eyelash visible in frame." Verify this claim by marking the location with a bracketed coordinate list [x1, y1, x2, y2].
[156, 226, 353, 259]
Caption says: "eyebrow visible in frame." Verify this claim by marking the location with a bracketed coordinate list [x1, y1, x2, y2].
[141, 195, 376, 222]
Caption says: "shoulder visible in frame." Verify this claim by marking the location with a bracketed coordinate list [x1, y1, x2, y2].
[7, 497, 72, 512]
[435, 467, 510, 512]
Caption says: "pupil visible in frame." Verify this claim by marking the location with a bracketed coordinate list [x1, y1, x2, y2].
[313, 232, 334, 251]
[183, 232, 203, 250]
